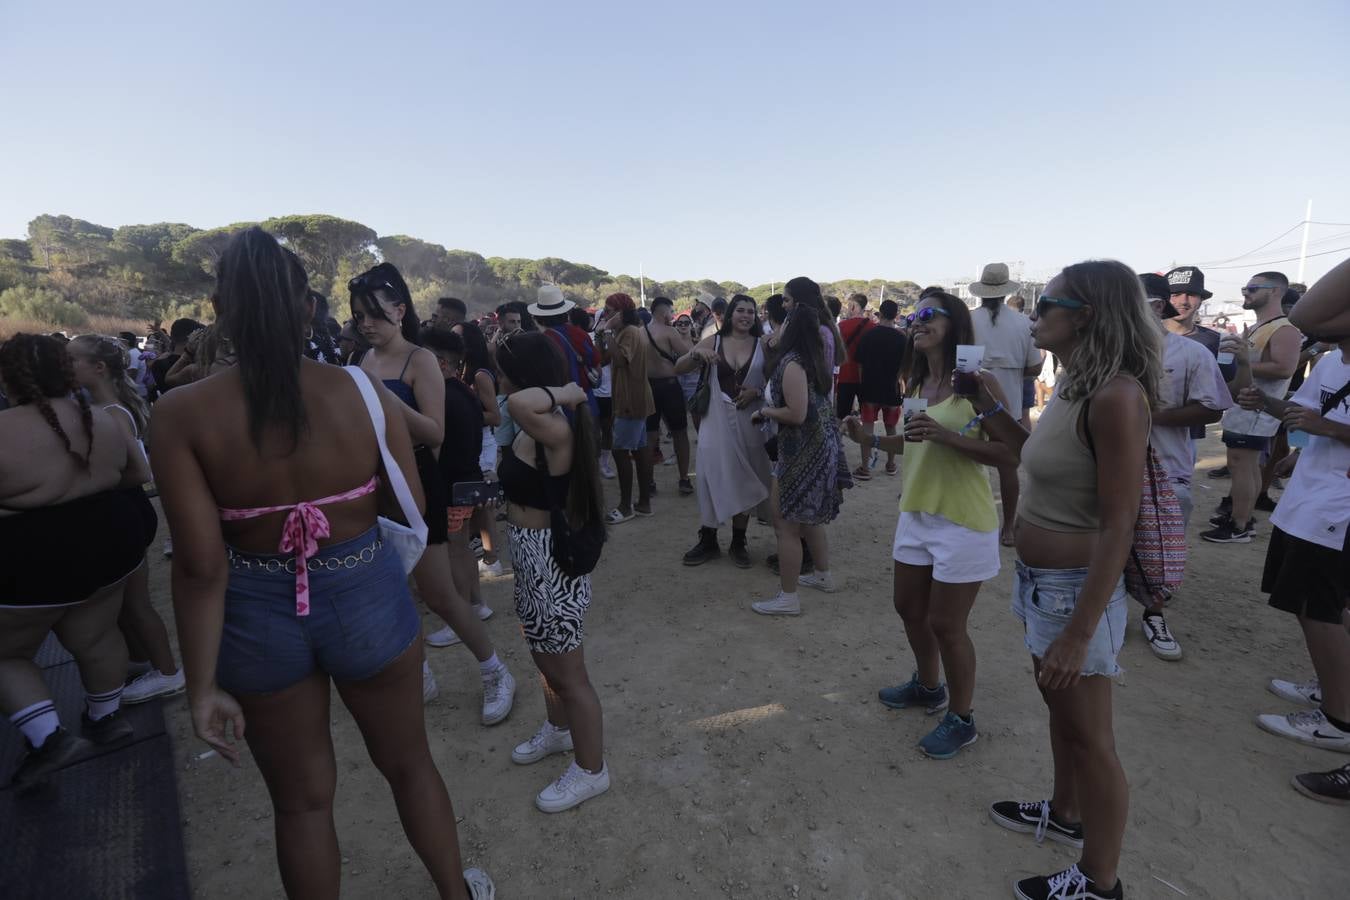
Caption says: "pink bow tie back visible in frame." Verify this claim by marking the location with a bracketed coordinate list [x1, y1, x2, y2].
[277, 503, 331, 616]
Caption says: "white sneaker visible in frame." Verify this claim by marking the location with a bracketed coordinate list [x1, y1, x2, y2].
[1141, 613, 1182, 661]
[481, 667, 516, 725]
[1268, 677, 1322, 708]
[422, 661, 439, 704]
[1257, 709, 1350, 753]
[511, 721, 574, 765]
[752, 592, 802, 616]
[599, 457, 616, 479]
[798, 571, 838, 594]
[474, 603, 494, 621]
[426, 626, 462, 648]
[463, 867, 496, 899]
[121, 668, 186, 704]
[535, 761, 611, 813]
[478, 559, 504, 578]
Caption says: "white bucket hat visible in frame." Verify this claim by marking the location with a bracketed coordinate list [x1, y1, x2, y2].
[528, 284, 576, 318]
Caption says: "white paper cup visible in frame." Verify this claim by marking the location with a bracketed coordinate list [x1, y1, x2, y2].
[955, 345, 984, 373]
[1217, 351, 1235, 365]
[903, 398, 928, 422]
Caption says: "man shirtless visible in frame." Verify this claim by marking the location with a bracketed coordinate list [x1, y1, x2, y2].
[643, 297, 694, 494]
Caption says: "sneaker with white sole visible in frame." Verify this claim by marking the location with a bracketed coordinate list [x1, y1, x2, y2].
[1268, 677, 1321, 708]
[426, 626, 463, 648]
[535, 761, 610, 813]
[599, 456, 615, 479]
[1292, 763, 1350, 806]
[469, 537, 484, 559]
[1014, 864, 1122, 900]
[751, 592, 801, 616]
[478, 559, 504, 578]
[1141, 612, 1182, 661]
[474, 603, 493, 621]
[1256, 709, 1350, 753]
[422, 662, 439, 704]
[463, 867, 496, 899]
[797, 571, 838, 594]
[988, 799, 1084, 848]
[512, 721, 574, 764]
[121, 668, 187, 705]
[481, 667, 516, 725]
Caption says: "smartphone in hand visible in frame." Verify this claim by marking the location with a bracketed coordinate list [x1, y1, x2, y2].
[452, 481, 505, 507]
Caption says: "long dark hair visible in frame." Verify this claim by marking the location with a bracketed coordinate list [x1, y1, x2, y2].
[456, 321, 493, 376]
[784, 276, 844, 365]
[0, 333, 94, 468]
[496, 331, 604, 528]
[775, 305, 832, 395]
[907, 291, 973, 393]
[350, 262, 420, 345]
[718, 294, 763, 338]
[215, 227, 310, 450]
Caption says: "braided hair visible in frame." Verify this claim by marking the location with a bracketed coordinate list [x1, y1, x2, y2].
[0, 333, 94, 468]
[69, 334, 150, 437]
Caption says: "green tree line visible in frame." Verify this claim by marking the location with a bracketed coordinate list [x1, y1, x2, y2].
[0, 213, 924, 329]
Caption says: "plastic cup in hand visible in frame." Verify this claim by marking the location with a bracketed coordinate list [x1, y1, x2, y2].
[903, 399, 928, 441]
[954, 345, 984, 396]
[1217, 351, 1235, 365]
[1288, 429, 1310, 449]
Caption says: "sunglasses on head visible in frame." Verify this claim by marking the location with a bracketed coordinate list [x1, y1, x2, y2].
[905, 307, 952, 326]
[348, 273, 399, 298]
[1034, 296, 1088, 317]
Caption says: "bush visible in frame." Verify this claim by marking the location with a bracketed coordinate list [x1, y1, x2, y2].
[0, 284, 90, 328]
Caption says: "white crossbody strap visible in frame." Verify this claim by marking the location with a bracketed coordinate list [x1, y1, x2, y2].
[344, 367, 428, 544]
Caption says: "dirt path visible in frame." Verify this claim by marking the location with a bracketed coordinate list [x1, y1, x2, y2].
[155, 431, 1342, 898]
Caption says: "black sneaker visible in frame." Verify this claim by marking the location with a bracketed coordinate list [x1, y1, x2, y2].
[1208, 465, 1230, 479]
[678, 478, 694, 495]
[1255, 492, 1277, 512]
[989, 799, 1083, 848]
[1214, 495, 1232, 517]
[1292, 763, 1350, 806]
[9, 728, 95, 789]
[1200, 515, 1252, 544]
[1015, 865, 1122, 900]
[682, 528, 721, 566]
[81, 709, 134, 745]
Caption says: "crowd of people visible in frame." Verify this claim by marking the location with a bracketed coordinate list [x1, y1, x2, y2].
[1, 232, 1347, 899]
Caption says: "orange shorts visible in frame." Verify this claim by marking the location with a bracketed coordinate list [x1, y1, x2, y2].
[446, 505, 475, 534]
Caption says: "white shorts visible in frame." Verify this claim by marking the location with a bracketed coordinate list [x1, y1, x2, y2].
[892, 511, 1000, 584]
[479, 427, 497, 475]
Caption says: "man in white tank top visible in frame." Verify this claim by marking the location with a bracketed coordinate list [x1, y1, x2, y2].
[1201, 272, 1302, 544]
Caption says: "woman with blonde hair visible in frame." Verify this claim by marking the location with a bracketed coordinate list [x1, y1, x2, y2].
[67, 334, 186, 704]
[976, 260, 1162, 900]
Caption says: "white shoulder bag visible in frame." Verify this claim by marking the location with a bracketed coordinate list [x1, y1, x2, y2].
[345, 366, 428, 573]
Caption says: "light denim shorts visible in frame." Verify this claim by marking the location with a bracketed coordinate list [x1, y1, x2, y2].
[612, 416, 648, 451]
[1011, 560, 1127, 678]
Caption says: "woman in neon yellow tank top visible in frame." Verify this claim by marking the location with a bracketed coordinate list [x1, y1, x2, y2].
[842, 291, 1017, 761]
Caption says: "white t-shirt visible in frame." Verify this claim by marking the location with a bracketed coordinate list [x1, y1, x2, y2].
[1270, 351, 1350, 551]
[1151, 333, 1233, 485]
[971, 305, 1040, 418]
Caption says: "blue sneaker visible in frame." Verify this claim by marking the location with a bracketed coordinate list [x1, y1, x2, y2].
[919, 711, 978, 759]
[878, 673, 948, 714]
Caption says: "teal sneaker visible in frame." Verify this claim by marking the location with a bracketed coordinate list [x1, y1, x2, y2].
[878, 672, 948, 714]
[919, 711, 978, 759]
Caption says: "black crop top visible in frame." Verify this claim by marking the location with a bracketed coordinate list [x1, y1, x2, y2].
[497, 440, 570, 510]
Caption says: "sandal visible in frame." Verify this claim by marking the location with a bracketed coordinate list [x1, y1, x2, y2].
[605, 508, 635, 525]
[634, 506, 655, 517]
[885, 460, 898, 476]
[852, 465, 872, 481]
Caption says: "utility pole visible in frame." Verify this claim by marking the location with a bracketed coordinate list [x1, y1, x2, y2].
[1296, 199, 1312, 284]
[639, 262, 646, 308]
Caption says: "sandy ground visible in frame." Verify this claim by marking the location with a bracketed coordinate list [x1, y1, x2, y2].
[149, 427, 1344, 899]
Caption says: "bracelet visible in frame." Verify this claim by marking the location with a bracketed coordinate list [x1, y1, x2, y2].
[542, 386, 557, 409]
[960, 401, 1005, 434]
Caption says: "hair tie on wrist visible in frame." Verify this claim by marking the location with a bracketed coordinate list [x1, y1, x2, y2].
[542, 386, 557, 409]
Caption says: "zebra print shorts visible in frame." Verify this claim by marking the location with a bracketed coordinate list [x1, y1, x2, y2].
[507, 524, 592, 654]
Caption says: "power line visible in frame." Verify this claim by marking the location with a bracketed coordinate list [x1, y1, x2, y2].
[1309, 221, 1350, 227]
[1195, 221, 1304, 265]
[1204, 245, 1350, 270]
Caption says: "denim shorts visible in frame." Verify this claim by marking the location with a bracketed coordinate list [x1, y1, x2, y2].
[218, 526, 421, 695]
[1011, 560, 1127, 678]
[612, 416, 647, 451]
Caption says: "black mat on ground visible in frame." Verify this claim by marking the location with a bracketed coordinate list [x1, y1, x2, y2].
[0, 734, 190, 899]
[1, 635, 190, 898]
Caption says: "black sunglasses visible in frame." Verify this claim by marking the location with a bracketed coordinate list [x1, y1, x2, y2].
[348, 273, 399, 297]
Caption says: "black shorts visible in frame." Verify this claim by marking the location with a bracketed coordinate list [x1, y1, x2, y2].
[836, 382, 861, 421]
[595, 396, 613, 424]
[414, 445, 449, 545]
[1263, 526, 1350, 625]
[1222, 430, 1271, 452]
[646, 377, 688, 433]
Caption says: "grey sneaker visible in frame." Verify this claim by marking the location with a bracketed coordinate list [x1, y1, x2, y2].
[463, 867, 496, 899]
[512, 721, 574, 765]
[878, 673, 948, 714]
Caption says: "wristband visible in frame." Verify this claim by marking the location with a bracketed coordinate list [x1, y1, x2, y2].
[542, 386, 557, 409]
[872, 434, 882, 450]
[960, 401, 1005, 434]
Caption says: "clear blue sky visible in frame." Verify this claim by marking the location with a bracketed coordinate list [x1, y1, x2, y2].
[3, 0, 1348, 298]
